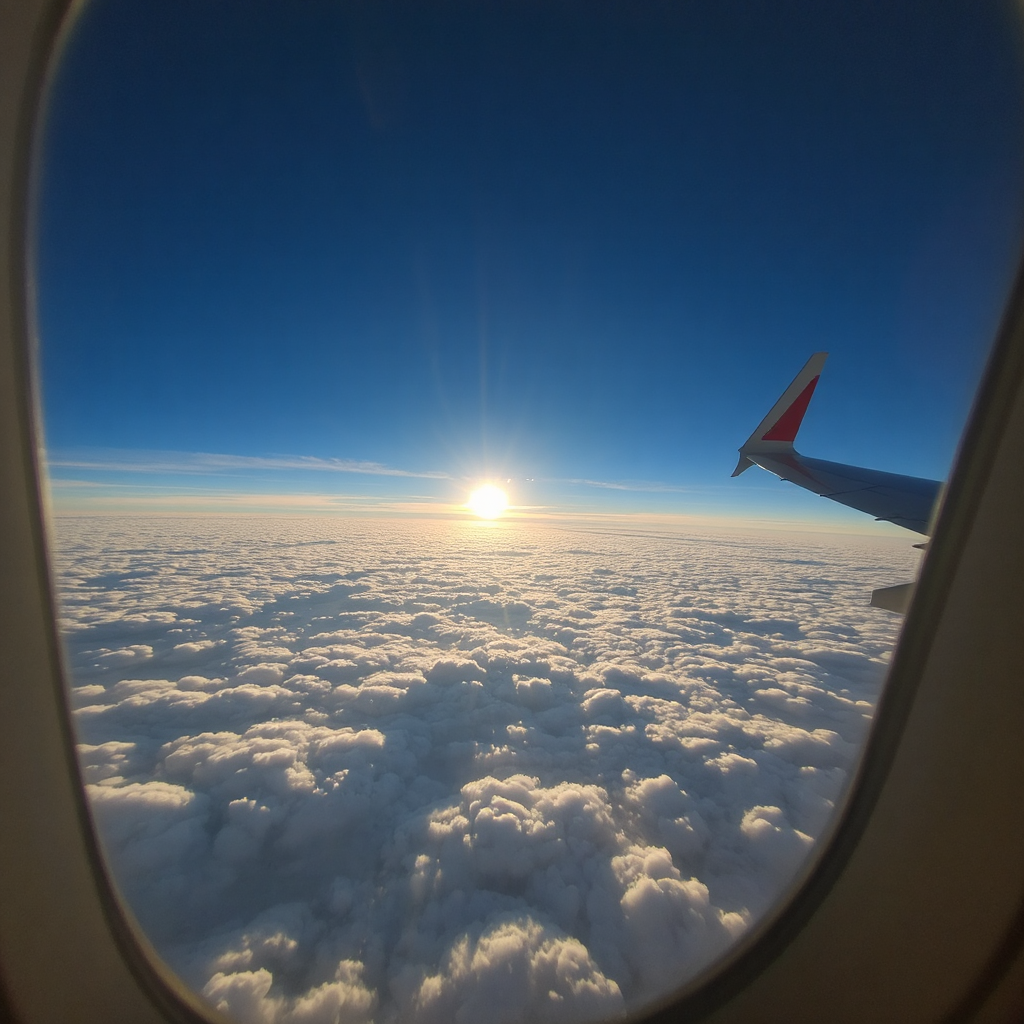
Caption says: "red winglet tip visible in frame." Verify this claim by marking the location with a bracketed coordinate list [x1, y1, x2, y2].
[761, 376, 819, 443]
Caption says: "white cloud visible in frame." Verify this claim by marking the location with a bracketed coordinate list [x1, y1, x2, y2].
[46, 447, 451, 480]
[50, 515, 916, 1023]
[393, 915, 624, 1024]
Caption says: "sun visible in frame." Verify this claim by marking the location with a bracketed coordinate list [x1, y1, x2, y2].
[467, 483, 509, 519]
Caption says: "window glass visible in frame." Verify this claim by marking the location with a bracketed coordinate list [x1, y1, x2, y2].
[36, 2, 1024, 1021]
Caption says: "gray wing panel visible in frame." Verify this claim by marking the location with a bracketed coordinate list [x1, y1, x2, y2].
[750, 452, 943, 535]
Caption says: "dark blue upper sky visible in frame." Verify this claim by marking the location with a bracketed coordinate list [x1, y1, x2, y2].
[35, 0, 1024, 521]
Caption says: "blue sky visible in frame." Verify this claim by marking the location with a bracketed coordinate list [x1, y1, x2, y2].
[35, 0, 1024, 525]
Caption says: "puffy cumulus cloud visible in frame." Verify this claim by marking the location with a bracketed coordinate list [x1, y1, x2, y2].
[203, 959, 376, 1024]
[387, 774, 741, 1005]
[393, 916, 623, 1024]
[85, 779, 216, 925]
[50, 516, 916, 1023]
[94, 644, 154, 668]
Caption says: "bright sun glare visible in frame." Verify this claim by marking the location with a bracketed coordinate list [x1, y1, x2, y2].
[467, 484, 509, 519]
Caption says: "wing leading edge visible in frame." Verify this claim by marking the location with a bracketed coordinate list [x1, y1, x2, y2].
[733, 353, 943, 536]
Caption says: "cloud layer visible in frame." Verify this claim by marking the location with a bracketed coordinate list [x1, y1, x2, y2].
[52, 516, 915, 1023]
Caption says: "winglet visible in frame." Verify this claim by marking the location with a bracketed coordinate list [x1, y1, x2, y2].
[731, 454, 755, 477]
[734, 352, 828, 473]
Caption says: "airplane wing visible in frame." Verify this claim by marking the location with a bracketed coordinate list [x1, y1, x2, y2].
[733, 353, 943, 536]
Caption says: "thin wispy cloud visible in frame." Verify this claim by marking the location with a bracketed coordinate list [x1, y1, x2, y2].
[551, 477, 692, 494]
[46, 450, 705, 501]
[47, 450, 692, 496]
[46, 448, 452, 480]
[46, 483, 465, 518]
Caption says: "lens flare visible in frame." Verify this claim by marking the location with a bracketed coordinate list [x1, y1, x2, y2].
[467, 484, 509, 519]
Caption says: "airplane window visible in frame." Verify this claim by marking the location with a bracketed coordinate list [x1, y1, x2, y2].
[33, 1, 1024, 1022]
